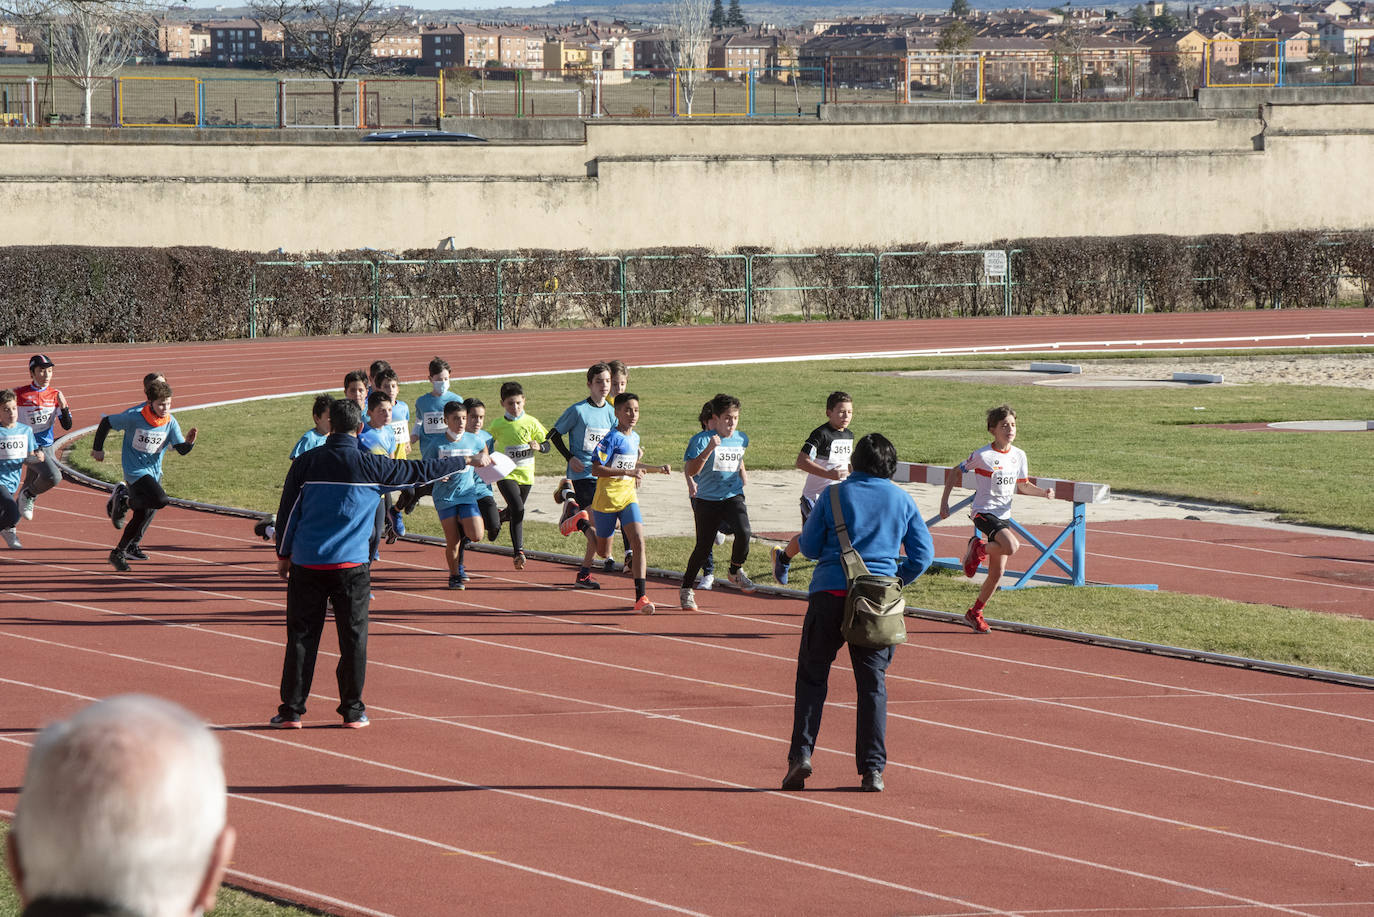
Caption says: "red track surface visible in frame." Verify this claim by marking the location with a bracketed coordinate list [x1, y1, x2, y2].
[3, 312, 1373, 916]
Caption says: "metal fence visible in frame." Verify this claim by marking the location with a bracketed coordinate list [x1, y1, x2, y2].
[245, 247, 1367, 337]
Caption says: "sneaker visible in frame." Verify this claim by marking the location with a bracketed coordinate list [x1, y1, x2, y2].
[253, 514, 275, 541]
[1, 528, 20, 549]
[513, 551, 527, 570]
[124, 545, 148, 561]
[623, 549, 633, 570]
[714, 529, 727, 546]
[603, 556, 615, 574]
[574, 571, 601, 590]
[447, 572, 465, 590]
[19, 490, 35, 521]
[389, 507, 405, 538]
[559, 508, 589, 537]
[728, 570, 757, 593]
[108, 550, 130, 572]
[771, 546, 790, 585]
[457, 565, 470, 583]
[553, 477, 572, 503]
[965, 606, 991, 634]
[342, 714, 370, 729]
[696, 573, 715, 591]
[383, 520, 398, 545]
[108, 482, 129, 530]
[269, 713, 302, 729]
[633, 596, 655, 615]
[679, 587, 697, 610]
[963, 537, 985, 578]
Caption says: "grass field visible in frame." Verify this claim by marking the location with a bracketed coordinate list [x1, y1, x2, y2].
[62, 348, 1374, 676]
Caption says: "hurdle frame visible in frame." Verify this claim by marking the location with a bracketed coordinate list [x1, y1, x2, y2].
[895, 461, 1156, 591]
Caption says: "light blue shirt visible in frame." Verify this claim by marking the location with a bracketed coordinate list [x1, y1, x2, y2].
[432, 432, 486, 507]
[414, 390, 463, 460]
[107, 411, 186, 483]
[554, 399, 616, 481]
[0, 422, 37, 493]
[685, 429, 748, 501]
[290, 428, 328, 459]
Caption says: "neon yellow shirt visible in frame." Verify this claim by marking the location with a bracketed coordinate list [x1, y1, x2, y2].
[488, 413, 548, 486]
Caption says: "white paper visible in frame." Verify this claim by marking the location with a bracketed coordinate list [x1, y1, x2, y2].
[476, 451, 516, 484]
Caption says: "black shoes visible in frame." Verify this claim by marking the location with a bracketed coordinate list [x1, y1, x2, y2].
[781, 756, 813, 791]
[861, 770, 884, 793]
[123, 545, 148, 561]
[108, 550, 130, 572]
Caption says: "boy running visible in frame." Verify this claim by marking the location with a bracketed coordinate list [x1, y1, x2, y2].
[432, 401, 491, 589]
[589, 392, 670, 613]
[771, 391, 854, 585]
[487, 381, 550, 570]
[359, 390, 402, 546]
[549, 363, 615, 589]
[397, 356, 463, 516]
[0, 389, 43, 549]
[679, 393, 756, 610]
[14, 354, 72, 521]
[463, 397, 502, 543]
[92, 380, 197, 571]
[939, 403, 1052, 633]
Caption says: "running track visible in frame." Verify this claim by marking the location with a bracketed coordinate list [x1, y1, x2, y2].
[2, 311, 1372, 916]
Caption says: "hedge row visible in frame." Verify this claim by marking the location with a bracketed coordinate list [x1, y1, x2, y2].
[1, 232, 1368, 345]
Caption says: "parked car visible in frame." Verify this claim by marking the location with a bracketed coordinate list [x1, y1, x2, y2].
[361, 130, 487, 142]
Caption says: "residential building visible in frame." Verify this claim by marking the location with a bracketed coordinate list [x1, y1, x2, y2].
[204, 18, 263, 65]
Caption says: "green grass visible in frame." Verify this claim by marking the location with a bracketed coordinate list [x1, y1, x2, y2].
[0, 821, 317, 917]
[62, 348, 1374, 676]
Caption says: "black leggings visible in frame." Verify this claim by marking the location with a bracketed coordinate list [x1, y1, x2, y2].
[496, 480, 532, 552]
[682, 494, 751, 587]
[0, 489, 18, 530]
[118, 475, 170, 553]
[477, 495, 501, 542]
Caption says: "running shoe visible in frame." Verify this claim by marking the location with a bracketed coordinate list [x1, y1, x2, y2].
[553, 477, 572, 503]
[963, 536, 985, 578]
[254, 514, 275, 541]
[728, 570, 758, 593]
[447, 572, 465, 590]
[19, 490, 35, 521]
[771, 546, 790, 585]
[679, 587, 697, 610]
[108, 482, 129, 530]
[623, 549, 633, 570]
[108, 549, 130, 572]
[383, 519, 398, 545]
[124, 545, 148, 561]
[633, 596, 655, 615]
[513, 551, 527, 570]
[603, 556, 616, 574]
[559, 508, 589, 537]
[964, 606, 991, 634]
[342, 714, 370, 729]
[714, 530, 727, 546]
[458, 565, 470, 584]
[696, 573, 715, 591]
[269, 713, 302, 729]
[1, 528, 20, 549]
[390, 507, 405, 538]
[575, 570, 601, 590]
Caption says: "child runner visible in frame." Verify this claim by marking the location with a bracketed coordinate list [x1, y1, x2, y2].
[772, 391, 855, 585]
[679, 393, 756, 610]
[399, 355, 462, 515]
[432, 400, 491, 589]
[684, 399, 730, 591]
[359, 390, 401, 546]
[589, 392, 669, 613]
[463, 397, 502, 544]
[939, 403, 1052, 634]
[343, 370, 369, 428]
[487, 381, 550, 570]
[549, 363, 614, 590]
[603, 360, 634, 571]
[13, 354, 73, 522]
[1, 389, 43, 549]
[375, 368, 411, 539]
[256, 393, 333, 541]
[92, 380, 197, 571]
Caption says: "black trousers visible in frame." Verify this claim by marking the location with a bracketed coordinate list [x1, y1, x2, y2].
[117, 475, 170, 553]
[682, 494, 751, 587]
[0, 488, 17, 530]
[496, 479, 532, 552]
[279, 563, 372, 721]
[477, 494, 501, 541]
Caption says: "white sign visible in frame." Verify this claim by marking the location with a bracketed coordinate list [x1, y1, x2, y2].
[983, 250, 1008, 278]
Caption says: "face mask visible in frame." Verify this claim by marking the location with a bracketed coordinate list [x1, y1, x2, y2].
[432, 379, 449, 396]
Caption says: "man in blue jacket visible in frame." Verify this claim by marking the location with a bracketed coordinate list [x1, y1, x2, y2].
[270, 398, 489, 729]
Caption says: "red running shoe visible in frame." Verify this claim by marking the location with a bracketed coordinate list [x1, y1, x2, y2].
[962, 537, 985, 578]
[559, 508, 589, 537]
[965, 606, 991, 634]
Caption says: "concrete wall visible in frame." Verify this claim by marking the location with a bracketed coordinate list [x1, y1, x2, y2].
[2, 100, 1371, 253]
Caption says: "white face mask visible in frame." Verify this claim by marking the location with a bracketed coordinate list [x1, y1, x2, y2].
[432, 379, 450, 396]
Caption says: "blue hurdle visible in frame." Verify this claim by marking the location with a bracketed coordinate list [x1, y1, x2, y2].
[895, 461, 1156, 591]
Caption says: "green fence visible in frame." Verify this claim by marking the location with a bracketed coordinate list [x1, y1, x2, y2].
[246, 245, 1368, 337]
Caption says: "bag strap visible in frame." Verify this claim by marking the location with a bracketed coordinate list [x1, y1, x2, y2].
[829, 484, 872, 583]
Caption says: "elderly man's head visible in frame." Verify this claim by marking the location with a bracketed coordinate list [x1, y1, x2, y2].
[6, 695, 235, 917]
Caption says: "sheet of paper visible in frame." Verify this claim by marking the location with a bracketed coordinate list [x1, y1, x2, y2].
[476, 451, 515, 484]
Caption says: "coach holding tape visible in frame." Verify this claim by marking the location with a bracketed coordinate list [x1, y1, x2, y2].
[270, 397, 489, 730]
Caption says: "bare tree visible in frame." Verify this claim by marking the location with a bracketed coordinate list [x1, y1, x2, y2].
[252, 0, 411, 126]
[664, 0, 711, 116]
[8, 0, 151, 127]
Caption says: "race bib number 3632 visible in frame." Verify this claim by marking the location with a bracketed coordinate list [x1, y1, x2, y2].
[132, 428, 168, 455]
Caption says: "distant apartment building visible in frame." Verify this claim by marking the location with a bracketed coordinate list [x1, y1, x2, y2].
[0, 23, 34, 57]
[632, 31, 673, 71]
[498, 31, 545, 69]
[544, 37, 593, 71]
[719, 33, 778, 77]
[422, 25, 465, 69]
[205, 19, 263, 64]
[373, 30, 421, 60]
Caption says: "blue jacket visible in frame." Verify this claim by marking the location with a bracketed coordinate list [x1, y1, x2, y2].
[797, 472, 934, 594]
[276, 432, 467, 567]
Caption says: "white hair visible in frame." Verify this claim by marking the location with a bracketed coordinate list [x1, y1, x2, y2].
[12, 695, 227, 917]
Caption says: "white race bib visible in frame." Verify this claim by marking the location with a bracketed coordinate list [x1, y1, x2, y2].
[131, 427, 168, 455]
[713, 446, 744, 473]
[609, 452, 637, 472]
[827, 439, 853, 467]
[582, 425, 609, 454]
[506, 444, 534, 466]
[422, 411, 447, 435]
[19, 405, 53, 432]
[991, 467, 1017, 497]
[389, 420, 410, 444]
[0, 434, 27, 461]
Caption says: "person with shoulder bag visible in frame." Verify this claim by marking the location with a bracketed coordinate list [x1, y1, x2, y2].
[781, 433, 933, 794]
